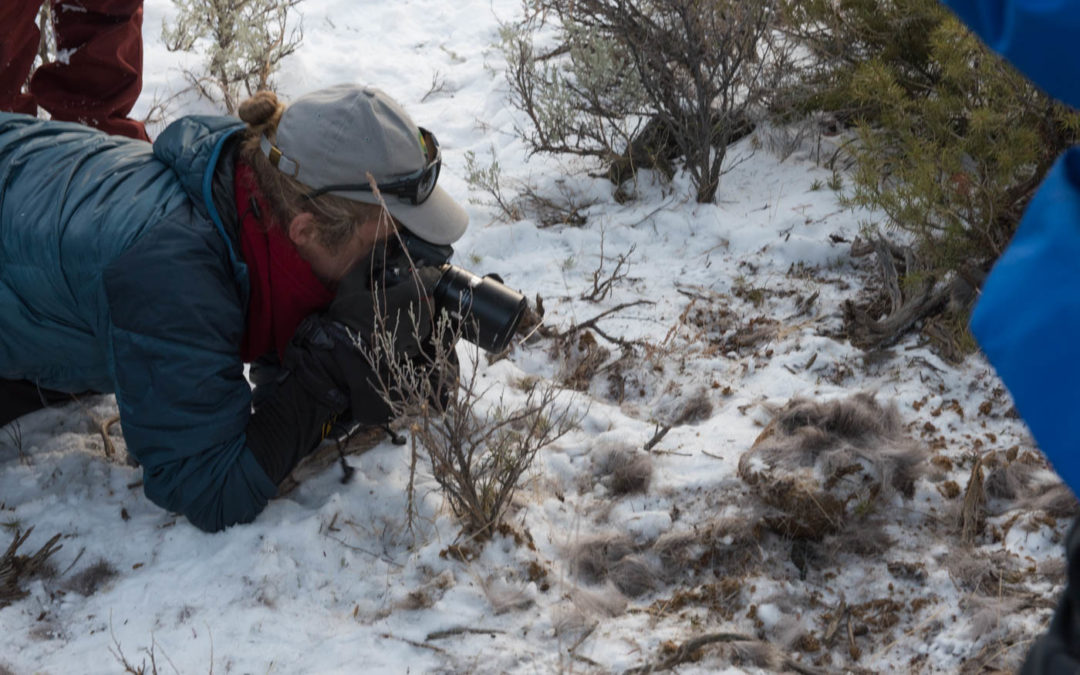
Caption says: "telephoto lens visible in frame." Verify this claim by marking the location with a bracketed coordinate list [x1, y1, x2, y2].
[433, 266, 527, 353]
[378, 230, 529, 353]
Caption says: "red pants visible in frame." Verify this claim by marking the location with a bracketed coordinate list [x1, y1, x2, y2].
[0, 0, 148, 141]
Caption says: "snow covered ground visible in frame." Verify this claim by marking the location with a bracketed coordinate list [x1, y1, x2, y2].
[1, 1, 1072, 673]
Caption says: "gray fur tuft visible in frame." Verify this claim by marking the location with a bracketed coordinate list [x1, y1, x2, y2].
[739, 392, 926, 541]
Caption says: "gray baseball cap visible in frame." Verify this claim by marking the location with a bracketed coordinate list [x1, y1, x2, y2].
[258, 83, 468, 245]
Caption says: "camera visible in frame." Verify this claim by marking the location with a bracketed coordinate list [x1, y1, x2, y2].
[378, 231, 528, 353]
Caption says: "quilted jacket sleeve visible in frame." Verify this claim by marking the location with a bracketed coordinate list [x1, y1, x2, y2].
[104, 204, 277, 532]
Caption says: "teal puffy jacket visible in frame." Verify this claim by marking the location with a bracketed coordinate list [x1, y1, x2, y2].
[0, 113, 277, 531]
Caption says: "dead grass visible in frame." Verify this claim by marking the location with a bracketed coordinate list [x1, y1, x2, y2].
[1, 528, 62, 609]
[569, 583, 629, 618]
[481, 574, 535, 614]
[958, 630, 1032, 674]
[399, 570, 455, 611]
[959, 456, 987, 545]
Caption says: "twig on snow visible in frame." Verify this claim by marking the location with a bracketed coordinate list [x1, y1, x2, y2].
[426, 626, 506, 641]
[643, 424, 671, 452]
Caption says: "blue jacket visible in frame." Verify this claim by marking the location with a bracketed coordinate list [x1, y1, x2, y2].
[942, 1, 1080, 495]
[0, 113, 277, 530]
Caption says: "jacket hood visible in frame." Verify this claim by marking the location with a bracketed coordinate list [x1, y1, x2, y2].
[153, 115, 245, 222]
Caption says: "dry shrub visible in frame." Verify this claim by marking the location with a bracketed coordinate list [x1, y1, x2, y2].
[322, 206, 582, 537]
[162, 0, 303, 114]
[367, 298, 579, 535]
[1, 528, 62, 608]
[738, 392, 926, 540]
[502, 0, 790, 203]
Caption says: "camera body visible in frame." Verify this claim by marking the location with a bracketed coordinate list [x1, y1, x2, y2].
[379, 231, 527, 353]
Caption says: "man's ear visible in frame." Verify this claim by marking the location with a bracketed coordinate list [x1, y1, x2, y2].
[287, 213, 317, 247]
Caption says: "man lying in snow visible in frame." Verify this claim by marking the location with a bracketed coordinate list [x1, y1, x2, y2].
[0, 83, 466, 532]
[941, 1, 1080, 671]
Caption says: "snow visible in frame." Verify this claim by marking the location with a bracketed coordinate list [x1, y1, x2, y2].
[1, 0, 1071, 673]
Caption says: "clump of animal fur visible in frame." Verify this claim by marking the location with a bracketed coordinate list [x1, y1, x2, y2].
[569, 534, 659, 597]
[983, 453, 1079, 519]
[593, 441, 654, 495]
[738, 392, 926, 541]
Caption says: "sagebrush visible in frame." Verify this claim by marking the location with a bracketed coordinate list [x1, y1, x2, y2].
[502, 0, 789, 203]
[781, 0, 1080, 352]
[162, 0, 303, 114]
[359, 214, 579, 537]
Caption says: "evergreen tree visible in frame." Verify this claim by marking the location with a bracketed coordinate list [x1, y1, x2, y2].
[784, 0, 1080, 355]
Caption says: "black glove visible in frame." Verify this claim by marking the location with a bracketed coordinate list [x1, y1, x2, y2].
[329, 259, 444, 359]
[283, 314, 396, 424]
[247, 314, 395, 487]
[280, 314, 355, 412]
[333, 255, 466, 420]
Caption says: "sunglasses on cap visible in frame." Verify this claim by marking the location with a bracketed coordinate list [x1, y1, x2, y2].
[303, 127, 442, 205]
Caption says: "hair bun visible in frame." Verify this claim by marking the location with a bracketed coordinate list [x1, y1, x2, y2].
[238, 91, 284, 128]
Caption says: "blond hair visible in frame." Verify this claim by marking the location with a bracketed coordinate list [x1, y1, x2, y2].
[236, 91, 384, 248]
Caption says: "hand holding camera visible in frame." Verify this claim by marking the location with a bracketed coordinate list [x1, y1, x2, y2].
[329, 258, 443, 359]
[361, 230, 529, 354]
[281, 230, 528, 426]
